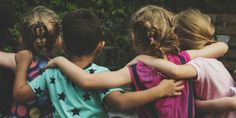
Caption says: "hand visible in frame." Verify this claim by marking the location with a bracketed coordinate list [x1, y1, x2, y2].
[158, 79, 184, 97]
[127, 55, 155, 66]
[15, 50, 33, 66]
[45, 56, 66, 68]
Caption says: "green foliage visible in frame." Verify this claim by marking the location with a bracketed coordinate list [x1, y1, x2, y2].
[3, 0, 236, 69]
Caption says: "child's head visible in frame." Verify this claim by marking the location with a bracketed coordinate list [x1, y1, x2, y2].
[175, 9, 215, 50]
[62, 8, 104, 57]
[131, 5, 179, 58]
[0, 1, 15, 49]
[22, 6, 64, 57]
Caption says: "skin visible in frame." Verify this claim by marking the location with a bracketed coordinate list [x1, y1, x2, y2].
[43, 42, 228, 90]
[13, 42, 183, 111]
[129, 53, 236, 112]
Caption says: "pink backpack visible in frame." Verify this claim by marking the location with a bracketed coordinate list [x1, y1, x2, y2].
[128, 53, 194, 118]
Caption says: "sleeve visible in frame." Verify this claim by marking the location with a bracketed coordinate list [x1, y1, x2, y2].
[187, 57, 206, 81]
[179, 51, 191, 62]
[95, 67, 125, 101]
[28, 70, 48, 97]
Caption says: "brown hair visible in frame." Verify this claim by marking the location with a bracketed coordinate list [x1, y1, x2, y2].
[175, 9, 216, 50]
[22, 6, 65, 58]
[131, 5, 179, 58]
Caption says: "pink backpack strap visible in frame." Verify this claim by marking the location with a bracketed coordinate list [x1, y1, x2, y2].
[178, 55, 194, 118]
[129, 64, 160, 118]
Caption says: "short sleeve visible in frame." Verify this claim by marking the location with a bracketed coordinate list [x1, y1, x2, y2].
[187, 58, 206, 81]
[28, 70, 48, 97]
[179, 51, 191, 62]
[99, 87, 124, 101]
[94, 67, 124, 101]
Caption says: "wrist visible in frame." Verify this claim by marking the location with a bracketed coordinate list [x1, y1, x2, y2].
[154, 86, 165, 98]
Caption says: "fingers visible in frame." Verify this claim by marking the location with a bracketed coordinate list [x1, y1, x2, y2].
[173, 91, 182, 96]
[174, 80, 183, 87]
[175, 85, 184, 91]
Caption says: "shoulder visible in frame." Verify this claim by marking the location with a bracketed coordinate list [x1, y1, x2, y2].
[43, 68, 63, 76]
[188, 57, 220, 70]
[89, 63, 110, 73]
[179, 51, 191, 62]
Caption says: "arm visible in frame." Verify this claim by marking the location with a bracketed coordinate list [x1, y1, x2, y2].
[187, 42, 228, 59]
[105, 79, 184, 110]
[0, 51, 16, 71]
[195, 96, 236, 112]
[47, 56, 132, 89]
[13, 50, 36, 102]
[130, 55, 197, 79]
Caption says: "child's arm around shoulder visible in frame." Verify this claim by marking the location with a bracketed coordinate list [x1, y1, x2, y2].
[130, 55, 197, 79]
[0, 51, 16, 71]
[47, 56, 132, 89]
[104, 79, 184, 110]
[195, 96, 236, 112]
[13, 50, 36, 102]
[187, 42, 228, 59]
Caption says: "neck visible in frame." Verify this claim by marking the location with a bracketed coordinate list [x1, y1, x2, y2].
[70, 54, 95, 68]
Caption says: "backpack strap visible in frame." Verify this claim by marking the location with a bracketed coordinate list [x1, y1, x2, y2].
[130, 64, 146, 90]
[129, 64, 159, 118]
[178, 55, 193, 118]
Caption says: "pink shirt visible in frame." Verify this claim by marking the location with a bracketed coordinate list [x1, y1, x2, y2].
[128, 51, 194, 118]
[188, 57, 236, 118]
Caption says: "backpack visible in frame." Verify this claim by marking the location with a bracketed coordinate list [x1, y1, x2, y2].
[129, 55, 194, 118]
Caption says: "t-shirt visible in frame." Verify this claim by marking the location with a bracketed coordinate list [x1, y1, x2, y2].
[128, 51, 194, 118]
[10, 57, 52, 118]
[188, 57, 236, 118]
[29, 63, 122, 118]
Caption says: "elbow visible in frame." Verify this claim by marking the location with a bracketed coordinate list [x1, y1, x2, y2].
[221, 42, 229, 55]
[111, 99, 130, 111]
[13, 90, 26, 102]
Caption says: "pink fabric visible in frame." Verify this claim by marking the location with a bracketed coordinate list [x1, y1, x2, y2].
[188, 57, 236, 118]
[129, 51, 194, 118]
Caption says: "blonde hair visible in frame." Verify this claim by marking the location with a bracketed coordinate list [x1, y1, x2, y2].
[131, 5, 179, 58]
[175, 9, 216, 50]
[22, 6, 65, 57]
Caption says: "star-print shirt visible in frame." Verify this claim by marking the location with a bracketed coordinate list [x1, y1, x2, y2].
[28, 63, 122, 118]
[11, 57, 53, 118]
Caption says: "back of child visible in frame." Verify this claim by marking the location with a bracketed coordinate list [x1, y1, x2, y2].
[0, 1, 15, 117]
[128, 5, 194, 118]
[175, 9, 236, 118]
[10, 6, 64, 118]
[26, 8, 122, 117]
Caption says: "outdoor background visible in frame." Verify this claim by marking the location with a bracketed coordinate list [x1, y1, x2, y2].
[2, 0, 236, 77]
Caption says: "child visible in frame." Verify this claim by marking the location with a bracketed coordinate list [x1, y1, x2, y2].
[3, 6, 66, 118]
[130, 9, 236, 118]
[45, 5, 228, 118]
[0, 1, 15, 117]
[13, 8, 183, 118]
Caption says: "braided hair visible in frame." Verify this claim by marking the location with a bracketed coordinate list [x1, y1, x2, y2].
[131, 5, 179, 58]
[22, 6, 65, 58]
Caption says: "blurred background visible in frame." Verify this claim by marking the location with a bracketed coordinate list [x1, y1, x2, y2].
[1, 0, 236, 79]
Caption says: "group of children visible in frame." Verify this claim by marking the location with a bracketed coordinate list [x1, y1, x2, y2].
[0, 3, 235, 118]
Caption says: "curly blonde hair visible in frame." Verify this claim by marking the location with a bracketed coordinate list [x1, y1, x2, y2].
[131, 5, 179, 58]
